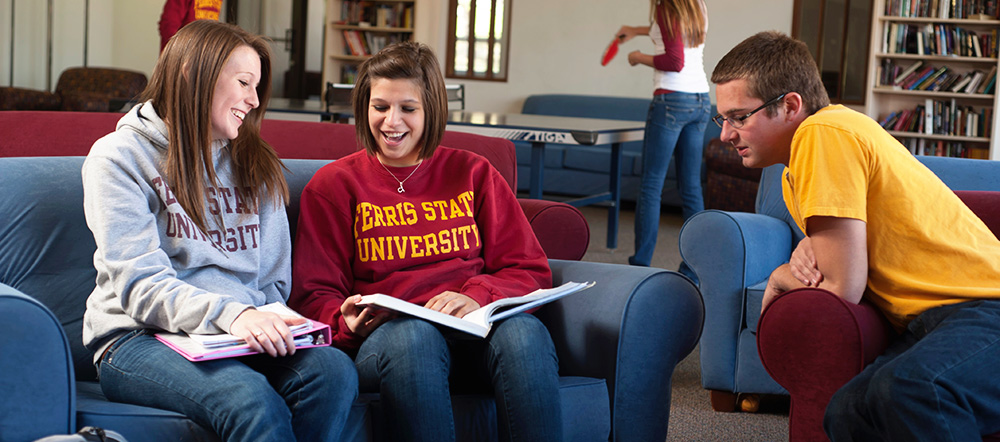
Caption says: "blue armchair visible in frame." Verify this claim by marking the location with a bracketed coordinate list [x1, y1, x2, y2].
[678, 155, 1000, 413]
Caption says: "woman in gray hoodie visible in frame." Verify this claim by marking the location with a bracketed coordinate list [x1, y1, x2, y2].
[81, 20, 357, 441]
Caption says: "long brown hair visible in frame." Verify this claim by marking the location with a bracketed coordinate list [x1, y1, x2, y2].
[352, 41, 448, 160]
[140, 20, 288, 235]
[652, 0, 706, 47]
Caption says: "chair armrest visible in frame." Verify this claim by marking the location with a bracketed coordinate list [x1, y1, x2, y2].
[538, 260, 703, 442]
[518, 199, 589, 261]
[678, 210, 794, 390]
[757, 288, 892, 442]
[0, 283, 76, 440]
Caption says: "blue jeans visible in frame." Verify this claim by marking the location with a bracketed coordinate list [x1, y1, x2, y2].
[355, 314, 562, 442]
[99, 329, 358, 442]
[824, 300, 1000, 441]
[630, 92, 710, 267]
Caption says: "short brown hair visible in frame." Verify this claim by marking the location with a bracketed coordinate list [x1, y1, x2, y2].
[352, 41, 448, 159]
[711, 31, 829, 116]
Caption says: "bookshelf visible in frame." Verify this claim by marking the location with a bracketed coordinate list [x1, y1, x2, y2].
[323, 0, 416, 89]
[865, 0, 1000, 160]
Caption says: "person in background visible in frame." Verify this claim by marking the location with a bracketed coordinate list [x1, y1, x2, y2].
[712, 30, 1000, 441]
[289, 41, 563, 442]
[616, 0, 710, 275]
[159, 0, 222, 52]
[82, 20, 357, 442]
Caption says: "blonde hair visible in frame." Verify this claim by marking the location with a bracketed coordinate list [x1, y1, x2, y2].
[651, 0, 706, 47]
[141, 20, 288, 234]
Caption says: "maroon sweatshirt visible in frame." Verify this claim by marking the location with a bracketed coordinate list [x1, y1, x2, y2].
[289, 147, 551, 350]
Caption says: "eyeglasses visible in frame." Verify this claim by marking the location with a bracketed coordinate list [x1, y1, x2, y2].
[712, 93, 787, 129]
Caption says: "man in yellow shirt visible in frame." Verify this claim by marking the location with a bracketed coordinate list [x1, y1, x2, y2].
[711, 30, 1000, 441]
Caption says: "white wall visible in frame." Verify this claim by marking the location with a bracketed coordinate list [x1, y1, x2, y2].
[0, 0, 159, 90]
[435, 0, 795, 113]
[0, 0, 794, 110]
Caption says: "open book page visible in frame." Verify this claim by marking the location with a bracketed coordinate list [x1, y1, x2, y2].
[357, 281, 595, 338]
[462, 281, 596, 325]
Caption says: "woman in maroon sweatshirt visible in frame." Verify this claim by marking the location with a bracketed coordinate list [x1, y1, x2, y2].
[289, 42, 562, 442]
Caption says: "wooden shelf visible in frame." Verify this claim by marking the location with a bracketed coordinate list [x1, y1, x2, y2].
[865, 2, 1000, 160]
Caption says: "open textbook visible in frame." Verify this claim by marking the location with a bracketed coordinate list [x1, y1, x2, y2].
[155, 302, 331, 362]
[357, 281, 596, 338]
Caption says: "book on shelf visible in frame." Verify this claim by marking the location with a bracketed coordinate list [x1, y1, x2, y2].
[882, 0, 1000, 19]
[893, 60, 925, 86]
[342, 30, 366, 56]
[356, 281, 596, 338]
[155, 303, 331, 362]
[977, 66, 998, 94]
[903, 66, 936, 89]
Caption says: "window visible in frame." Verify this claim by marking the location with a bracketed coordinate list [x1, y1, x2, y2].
[445, 0, 510, 81]
[793, 0, 872, 104]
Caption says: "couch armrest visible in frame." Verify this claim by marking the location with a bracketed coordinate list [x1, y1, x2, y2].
[678, 210, 794, 391]
[518, 199, 589, 261]
[0, 283, 76, 440]
[538, 260, 703, 442]
[757, 288, 892, 442]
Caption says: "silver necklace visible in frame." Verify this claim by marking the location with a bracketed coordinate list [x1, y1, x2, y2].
[377, 156, 422, 193]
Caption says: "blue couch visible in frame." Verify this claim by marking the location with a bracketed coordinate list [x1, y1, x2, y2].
[0, 140, 704, 439]
[514, 94, 721, 206]
[677, 155, 1000, 413]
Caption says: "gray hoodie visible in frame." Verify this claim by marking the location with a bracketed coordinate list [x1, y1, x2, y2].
[82, 102, 291, 364]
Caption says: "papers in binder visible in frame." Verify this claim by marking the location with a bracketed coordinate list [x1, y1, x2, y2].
[155, 302, 331, 362]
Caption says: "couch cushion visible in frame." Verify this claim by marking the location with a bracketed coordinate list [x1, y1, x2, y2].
[0, 157, 99, 380]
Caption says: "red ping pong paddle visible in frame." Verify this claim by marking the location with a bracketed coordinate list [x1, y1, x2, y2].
[601, 38, 620, 66]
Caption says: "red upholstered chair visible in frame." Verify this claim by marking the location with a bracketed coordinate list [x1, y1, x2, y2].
[757, 190, 1000, 442]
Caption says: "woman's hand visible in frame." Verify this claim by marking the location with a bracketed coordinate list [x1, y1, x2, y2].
[341, 295, 393, 337]
[789, 237, 824, 287]
[230, 308, 307, 357]
[424, 291, 481, 318]
[627, 50, 644, 66]
[615, 25, 642, 43]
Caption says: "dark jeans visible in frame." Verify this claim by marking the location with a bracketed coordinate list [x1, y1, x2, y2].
[355, 314, 562, 442]
[825, 300, 1000, 441]
[99, 330, 358, 442]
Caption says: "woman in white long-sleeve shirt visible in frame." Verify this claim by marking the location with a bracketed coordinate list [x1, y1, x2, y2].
[616, 0, 711, 271]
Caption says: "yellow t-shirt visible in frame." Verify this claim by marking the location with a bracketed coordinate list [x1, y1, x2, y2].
[782, 105, 1000, 330]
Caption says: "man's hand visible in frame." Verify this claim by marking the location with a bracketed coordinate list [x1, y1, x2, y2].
[762, 263, 797, 310]
[230, 308, 305, 357]
[789, 237, 823, 287]
[762, 216, 869, 311]
[341, 295, 393, 338]
[424, 291, 481, 318]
